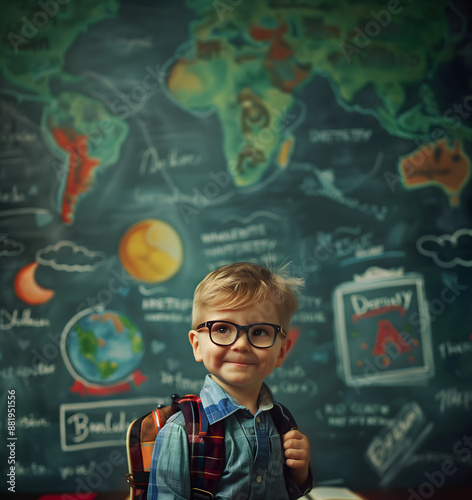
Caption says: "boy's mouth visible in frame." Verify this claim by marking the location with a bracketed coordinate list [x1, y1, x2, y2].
[225, 359, 256, 366]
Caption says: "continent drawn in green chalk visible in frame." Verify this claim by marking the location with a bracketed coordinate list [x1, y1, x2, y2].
[1, 1, 128, 224]
[47, 92, 129, 224]
[165, 0, 470, 187]
[1, 0, 119, 96]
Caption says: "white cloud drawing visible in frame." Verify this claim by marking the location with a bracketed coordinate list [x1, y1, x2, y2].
[0, 235, 25, 257]
[417, 228, 472, 268]
[36, 240, 106, 272]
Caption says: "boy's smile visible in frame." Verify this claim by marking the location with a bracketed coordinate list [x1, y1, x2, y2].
[189, 303, 292, 408]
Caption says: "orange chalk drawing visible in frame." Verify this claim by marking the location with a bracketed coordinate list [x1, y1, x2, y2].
[52, 128, 101, 224]
[399, 139, 470, 206]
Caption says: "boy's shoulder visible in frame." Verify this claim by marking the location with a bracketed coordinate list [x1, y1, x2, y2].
[158, 395, 206, 433]
[161, 410, 186, 429]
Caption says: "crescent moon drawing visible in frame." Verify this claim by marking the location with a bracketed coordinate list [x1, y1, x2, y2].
[14, 262, 55, 305]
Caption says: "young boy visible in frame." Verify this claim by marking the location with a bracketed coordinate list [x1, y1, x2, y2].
[149, 262, 312, 499]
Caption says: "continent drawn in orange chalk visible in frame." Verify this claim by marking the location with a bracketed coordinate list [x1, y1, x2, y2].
[51, 128, 101, 224]
[399, 139, 470, 206]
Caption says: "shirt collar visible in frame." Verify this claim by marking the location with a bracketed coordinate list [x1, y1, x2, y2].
[200, 374, 277, 424]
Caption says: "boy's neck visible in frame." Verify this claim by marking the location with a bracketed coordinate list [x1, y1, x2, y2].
[210, 375, 262, 415]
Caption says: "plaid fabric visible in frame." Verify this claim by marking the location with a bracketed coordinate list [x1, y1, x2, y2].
[179, 396, 225, 494]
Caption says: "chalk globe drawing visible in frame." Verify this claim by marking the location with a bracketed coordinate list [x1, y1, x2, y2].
[62, 309, 144, 386]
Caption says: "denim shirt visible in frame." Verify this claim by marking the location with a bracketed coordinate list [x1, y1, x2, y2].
[149, 375, 312, 499]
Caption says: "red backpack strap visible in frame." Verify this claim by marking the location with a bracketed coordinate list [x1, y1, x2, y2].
[179, 395, 225, 499]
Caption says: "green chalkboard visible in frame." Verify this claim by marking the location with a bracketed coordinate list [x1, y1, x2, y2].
[1, 0, 471, 494]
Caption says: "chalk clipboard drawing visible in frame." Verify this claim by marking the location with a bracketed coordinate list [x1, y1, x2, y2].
[332, 267, 435, 386]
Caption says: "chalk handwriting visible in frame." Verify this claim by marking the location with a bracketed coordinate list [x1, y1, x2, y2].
[366, 402, 430, 476]
[269, 364, 306, 380]
[298, 167, 388, 220]
[144, 312, 191, 323]
[0, 185, 26, 203]
[66, 411, 130, 444]
[61, 397, 168, 451]
[309, 128, 373, 144]
[0, 123, 37, 143]
[200, 224, 267, 244]
[203, 239, 277, 258]
[351, 290, 413, 316]
[59, 460, 96, 480]
[0, 308, 51, 329]
[117, 35, 153, 53]
[320, 402, 391, 427]
[298, 295, 323, 308]
[270, 378, 318, 397]
[141, 297, 192, 311]
[16, 413, 50, 429]
[435, 387, 472, 414]
[15, 461, 49, 477]
[355, 245, 385, 258]
[327, 415, 394, 428]
[1, 363, 56, 384]
[292, 310, 326, 323]
[439, 340, 472, 359]
[350, 402, 390, 415]
[139, 146, 202, 175]
[160, 371, 204, 393]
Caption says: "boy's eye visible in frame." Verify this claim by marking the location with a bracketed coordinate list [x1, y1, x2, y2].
[213, 323, 233, 335]
[251, 327, 270, 337]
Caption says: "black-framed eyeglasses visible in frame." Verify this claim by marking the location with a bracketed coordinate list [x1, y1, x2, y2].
[196, 320, 287, 349]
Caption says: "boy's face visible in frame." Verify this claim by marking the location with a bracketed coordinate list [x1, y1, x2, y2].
[188, 302, 292, 396]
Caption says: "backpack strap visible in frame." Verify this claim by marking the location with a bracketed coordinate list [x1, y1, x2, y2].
[269, 402, 298, 435]
[126, 412, 150, 500]
[270, 403, 302, 490]
[179, 395, 225, 499]
[126, 394, 181, 500]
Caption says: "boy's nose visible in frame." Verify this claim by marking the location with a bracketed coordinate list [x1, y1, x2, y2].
[230, 329, 251, 350]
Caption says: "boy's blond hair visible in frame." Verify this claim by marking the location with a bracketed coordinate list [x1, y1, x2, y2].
[192, 262, 304, 331]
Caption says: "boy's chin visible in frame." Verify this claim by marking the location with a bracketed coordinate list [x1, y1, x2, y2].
[210, 373, 261, 388]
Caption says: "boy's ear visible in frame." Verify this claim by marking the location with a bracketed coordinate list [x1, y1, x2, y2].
[188, 330, 203, 363]
[276, 337, 292, 367]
